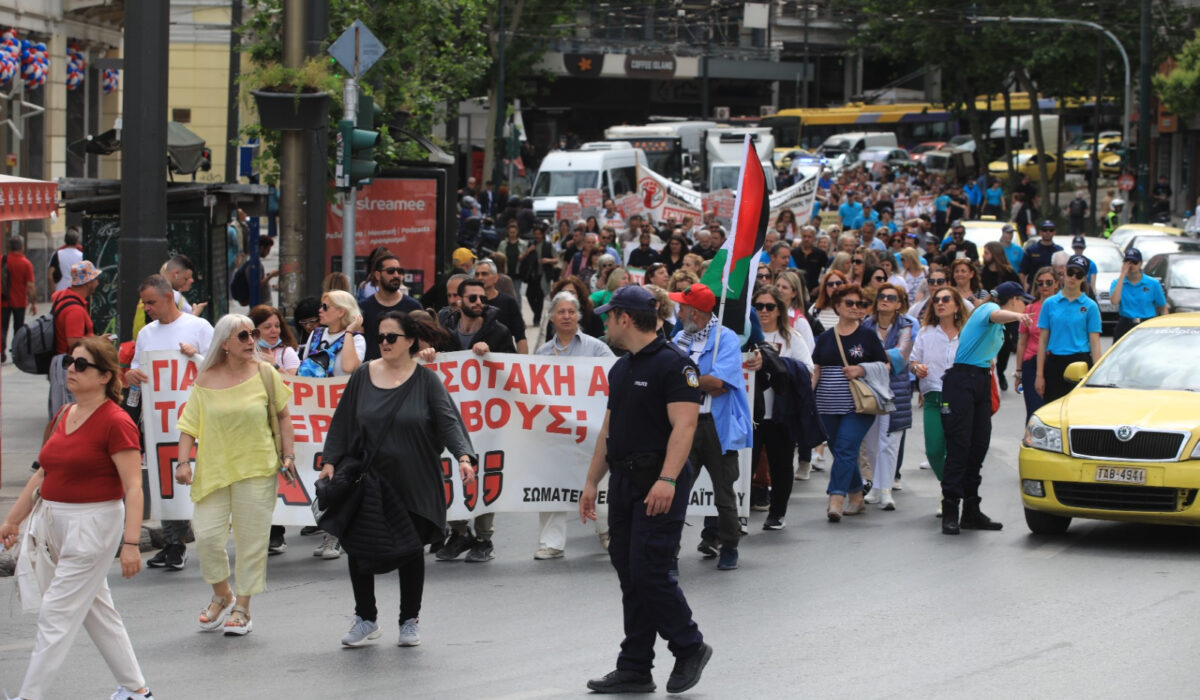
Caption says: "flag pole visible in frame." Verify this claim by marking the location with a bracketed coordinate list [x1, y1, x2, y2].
[711, 134, 753, 358]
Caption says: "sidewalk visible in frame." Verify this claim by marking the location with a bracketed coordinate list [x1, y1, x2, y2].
[0, 363, 50, 505]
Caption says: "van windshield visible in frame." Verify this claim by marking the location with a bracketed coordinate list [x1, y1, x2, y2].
[532, 170, 599, 197]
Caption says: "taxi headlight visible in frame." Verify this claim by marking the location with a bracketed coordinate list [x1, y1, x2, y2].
[1023, 415, 1063, 453]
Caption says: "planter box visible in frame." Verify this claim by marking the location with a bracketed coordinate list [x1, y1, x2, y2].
[253, 90, 331, 131]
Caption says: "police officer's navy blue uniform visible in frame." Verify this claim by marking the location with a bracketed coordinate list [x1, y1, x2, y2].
[605, 336, 705, 676]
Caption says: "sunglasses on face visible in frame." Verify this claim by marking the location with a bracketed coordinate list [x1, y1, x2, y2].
[872, 275, 887, 282]
[753, 302, 778, 311]
[1065, 268, 1087, 279]
[933, 294, 954, 304]
[320, 303, 330, 311]
[1037, 279, 1057, 288]
[380, 267, 403, 275]
[843, 299, 871, 309]
[826, 280, 845, 288]
[928, 278, 948, 286]
[63, 355, 102, 373]
[852, 258, 865, 265]
[298, 317, 318, 327]
[464, 294, 485, 303]
[377, 332, 406, 345]
[877, 293, 899, 302]
[236, 328, 262, 343]
[757, 272, 771, 280]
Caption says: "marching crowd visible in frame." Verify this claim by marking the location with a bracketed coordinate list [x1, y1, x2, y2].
[1, 158, 1173, 698]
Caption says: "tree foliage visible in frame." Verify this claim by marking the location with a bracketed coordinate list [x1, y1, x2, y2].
[1154, 29, 1200, 121]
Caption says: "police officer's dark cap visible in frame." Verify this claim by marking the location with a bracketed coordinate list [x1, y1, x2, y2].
[595, 285, 657, 315]
[1039, 220, 1056, 230]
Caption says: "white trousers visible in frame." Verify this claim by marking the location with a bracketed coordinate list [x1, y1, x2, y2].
[537, 512, 609, 551]
[21, 499, 145, 699]
[863, 413, 903, 491]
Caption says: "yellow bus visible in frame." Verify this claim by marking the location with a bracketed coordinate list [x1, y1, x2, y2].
[759, 103, 958, 159]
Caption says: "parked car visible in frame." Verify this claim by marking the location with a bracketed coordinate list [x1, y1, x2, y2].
[1108, 223, 1185, 251]
[854, 146, 913, 176]
[1144, 252, 1200, 314]
[1062, 139, 1122, 172]
[987, 149, 1059, 180]
[1099, 151, 1123, 176]
[1019, 312, 1200, 534]
[908, 141, 946, 163]
[1123, 234, 1200, 262]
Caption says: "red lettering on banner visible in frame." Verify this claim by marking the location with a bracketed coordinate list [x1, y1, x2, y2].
[528, 363, 551, 394]
[484, 399, 511, 429]
[154, 401, 176, 434]
[441, 458, 453, 507]
[461, 359, 481, 391]
[290, 414, 310, 442]
[553, 365, 574, 396]
[502, 363, 527, 393]
[155, 442, 196, 499]
[293, 382, 314, 405]
[482, 360, 505, 389]
[575, 410, 588, 444]
[179, 362, 198, 392]
[463, 463, 479, 510]
[308, 414, 332, 444]
[311, 452, 324, 472]
[515, 401, 544, 429]
[587, 366, 609, 397]
[460, 400, 483, 431]
[547, 405, 571, 436]
[329, 382, 345, 407]
[276, 471, 312, 505]
[482, 450, 504, 505]
[436, 360, 460, 392]
[151, 359, 170, 392]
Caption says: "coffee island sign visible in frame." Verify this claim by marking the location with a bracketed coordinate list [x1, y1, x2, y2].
[625, 53, 676, 78]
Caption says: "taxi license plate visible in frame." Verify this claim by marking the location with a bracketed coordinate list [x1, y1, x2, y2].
[1099, 301, 1115, 313]
[1094, 467, 1147, 484]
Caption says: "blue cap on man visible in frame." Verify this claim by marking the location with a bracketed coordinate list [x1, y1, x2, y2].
[594, 285, 658, 315]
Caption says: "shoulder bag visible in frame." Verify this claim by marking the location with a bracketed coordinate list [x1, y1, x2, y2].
[835, 331, 887, 415]
[257, 362, 283, 465]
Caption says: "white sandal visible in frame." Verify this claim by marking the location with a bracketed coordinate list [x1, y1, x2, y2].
[198, 594, 234, 632]
[223, 605, 253, 636]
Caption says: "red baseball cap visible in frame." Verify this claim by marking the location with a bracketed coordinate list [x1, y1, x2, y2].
[669, 283, 717, 313]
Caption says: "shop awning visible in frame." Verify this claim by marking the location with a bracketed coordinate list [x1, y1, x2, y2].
[0, 174, 58, 221]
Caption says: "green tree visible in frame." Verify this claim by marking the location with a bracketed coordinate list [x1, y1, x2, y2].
[1155, 29, 1200, 120]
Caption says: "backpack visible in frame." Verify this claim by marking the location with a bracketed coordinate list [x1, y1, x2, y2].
[12, 295, 83, 374]
[297, 328, 347, 378]
[1, 254, 9, 301]
[1068, 198, 1087, 217]
[229, 259, 252, 306]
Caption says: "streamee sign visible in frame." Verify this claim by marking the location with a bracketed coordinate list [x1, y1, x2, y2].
[326, 178, 439, 294]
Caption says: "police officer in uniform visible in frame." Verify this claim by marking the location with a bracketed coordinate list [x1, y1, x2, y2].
[940, 281, 1034, 535]
[1109, 247, 1167, 342]
[580, 285, 713, 695]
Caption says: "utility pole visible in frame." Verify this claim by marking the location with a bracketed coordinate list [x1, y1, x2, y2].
[1136, 0, 1151, 223]
[492, 0, 505, 190]
[278, 2, 307, 316]
[341, 71, 358, 280]
[224, 0, 242, 184]
[1091, 18, 1102, 235]
[119, 0, 169, 339]
[802, 4, 810, 108]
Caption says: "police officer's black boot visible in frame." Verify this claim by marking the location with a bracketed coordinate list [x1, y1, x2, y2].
[960, 497, 1003, 530]
[941, 498, 960, 535]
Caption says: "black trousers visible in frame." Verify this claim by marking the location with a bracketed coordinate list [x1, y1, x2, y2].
[608, 463, 703, 673]
[348, 551, 424, 624]
[751, 419, 795, 520]
[1112, 316, 1144, 343]
[1, 306, 25, 352]
[939, 365, 992, 500]
[1042, 352, 1091, 404]
[525, 276, 546, 325]
[994, 322, 1019, 379]
[689, 415, 740, 548]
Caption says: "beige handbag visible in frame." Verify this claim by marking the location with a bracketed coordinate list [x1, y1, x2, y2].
[835, 332, 887, 415]
[258, 362, 283, 466]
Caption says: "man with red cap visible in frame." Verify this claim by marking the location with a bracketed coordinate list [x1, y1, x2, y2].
[668, 283, 753, 571]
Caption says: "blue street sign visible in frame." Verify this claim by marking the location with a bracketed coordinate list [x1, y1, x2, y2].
[328, 20, 386, 77]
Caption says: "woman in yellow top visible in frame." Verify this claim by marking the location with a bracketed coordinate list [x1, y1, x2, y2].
[175, 314, 296, 637]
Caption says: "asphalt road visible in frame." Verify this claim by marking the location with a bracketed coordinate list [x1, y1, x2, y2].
[3, 353, 1200, 699]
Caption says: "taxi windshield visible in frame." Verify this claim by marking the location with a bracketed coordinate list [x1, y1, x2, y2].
[1087, 327, 1200, 391]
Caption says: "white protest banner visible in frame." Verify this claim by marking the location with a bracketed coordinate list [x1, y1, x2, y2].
[556, 201, 582, 224]
[142, 351, 753, 526]
[768, 172, 819, 228]
[617, 192, 644, 220]
[636, 164, 703, 224]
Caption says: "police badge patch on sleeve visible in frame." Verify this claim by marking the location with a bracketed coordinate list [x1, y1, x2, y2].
[684, 366, 700, 388]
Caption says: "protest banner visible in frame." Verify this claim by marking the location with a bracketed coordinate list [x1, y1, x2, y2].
[617, 192, 644, 220]
[768, 173, 819, 228]
[556, 201, 582, 224]
[142, 351, 753, 526]
[325, 178, 438, 295]
[636, 165, 703, 224]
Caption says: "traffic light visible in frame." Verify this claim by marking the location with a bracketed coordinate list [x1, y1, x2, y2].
[338, 93, 381, 190]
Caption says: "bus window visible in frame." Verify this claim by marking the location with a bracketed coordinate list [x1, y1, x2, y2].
[759, 116, 800, 151]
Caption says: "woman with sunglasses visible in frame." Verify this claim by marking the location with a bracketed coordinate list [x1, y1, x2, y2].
[860, 283, 914, 511]
[176, 314, 296, 638]
[951, 258, 988, 305]
[1015, 266, 1058, 419]
[848, 246, 873, 287]
[322, 311, 476, 648]
[752, 286, 814, 528]
[808, 269, 848, 335]
[301, 290, 365, 382]
[810, 284, 887, 521]
[1035, 255, 1102, 404]
[2, 338, 153, 700]
[910, 287, 967, 511]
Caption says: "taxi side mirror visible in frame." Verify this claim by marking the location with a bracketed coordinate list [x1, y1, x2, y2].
[1063, 361, 1089, 384]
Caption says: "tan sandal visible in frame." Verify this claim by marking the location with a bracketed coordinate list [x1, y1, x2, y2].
[198, 594, 234, 631]
[223, 605, 253, 637]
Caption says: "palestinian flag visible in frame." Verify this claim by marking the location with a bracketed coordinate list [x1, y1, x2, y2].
[700, 134, 769, 338]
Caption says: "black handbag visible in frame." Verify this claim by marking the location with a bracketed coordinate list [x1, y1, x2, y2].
[312, 456, 366, 538]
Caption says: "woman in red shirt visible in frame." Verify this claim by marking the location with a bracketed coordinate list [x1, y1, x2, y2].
[0, 336, 152, 700]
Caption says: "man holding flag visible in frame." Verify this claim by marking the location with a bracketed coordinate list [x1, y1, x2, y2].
[671, 134, 767, 571]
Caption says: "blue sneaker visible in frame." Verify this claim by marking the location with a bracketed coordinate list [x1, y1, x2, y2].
[717, 547, 738, 571]
[341, 616, 381, 647]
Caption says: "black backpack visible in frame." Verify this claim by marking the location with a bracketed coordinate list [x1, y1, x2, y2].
[12, 296, 84, 374]
[229, 260, 252, 306]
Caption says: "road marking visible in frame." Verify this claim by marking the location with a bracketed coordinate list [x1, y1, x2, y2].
[0, 640, 35, 652]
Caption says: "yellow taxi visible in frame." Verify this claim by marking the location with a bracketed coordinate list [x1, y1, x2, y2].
[987, 149, 1059, 180]
[1099, 151, 1123, 176]
[1061, 139, 1121, 172]
[1019, 313, 1200, 533]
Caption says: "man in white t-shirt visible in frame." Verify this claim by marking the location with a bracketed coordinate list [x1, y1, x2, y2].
[126, 274, 214, 572]
[48, 227, 84, 294]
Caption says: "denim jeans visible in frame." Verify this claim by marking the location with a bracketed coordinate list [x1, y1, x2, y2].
[819, 412, 875, 496]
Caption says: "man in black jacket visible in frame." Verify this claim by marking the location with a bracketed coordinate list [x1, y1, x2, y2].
[627, 231, 660, 269]
[436, 278, 514, 564]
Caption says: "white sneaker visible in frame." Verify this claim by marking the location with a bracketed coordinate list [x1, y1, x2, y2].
[398, 618, 421, 646]
[936, 501, 943, 517]
[314, 534, 342, 559]
[534, 547, 564, 560]
[794, 461, 812, 481]
[341, 616, 381, 647]
[864, 491, 880, 504]
[881, 489, 896, 511]
[920, 459, 931, 470]
[893, 478, 903, 491]
[112, 687, 154, 700]
[598, 532, 611, 551]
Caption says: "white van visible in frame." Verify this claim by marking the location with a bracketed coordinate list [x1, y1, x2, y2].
[816, 132, 898, 172]
[530, 142, 648, 221]
[988, 115, 1061, 154]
